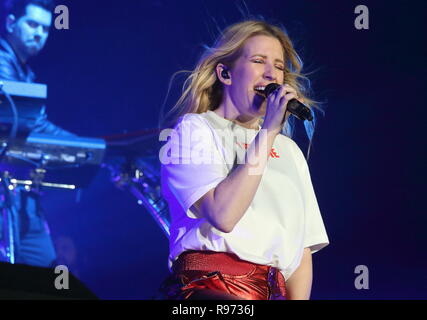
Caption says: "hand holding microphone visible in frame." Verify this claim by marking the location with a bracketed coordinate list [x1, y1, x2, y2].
[261, 83, 312, 135]
[264, 83, 313, 122]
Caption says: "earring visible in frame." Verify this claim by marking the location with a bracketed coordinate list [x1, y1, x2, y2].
[221, 69, 230, 79]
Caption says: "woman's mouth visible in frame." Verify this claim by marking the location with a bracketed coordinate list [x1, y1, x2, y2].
[254, 86, 266, 97]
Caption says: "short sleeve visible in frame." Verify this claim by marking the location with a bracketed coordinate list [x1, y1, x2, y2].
[292, 143, 330, 253]
[160, 114, 228, 219]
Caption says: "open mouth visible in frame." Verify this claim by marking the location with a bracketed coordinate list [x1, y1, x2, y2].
[254, 86, 266, 97]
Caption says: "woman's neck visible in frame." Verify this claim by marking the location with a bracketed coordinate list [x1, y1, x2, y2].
[213, 104, 260, 130]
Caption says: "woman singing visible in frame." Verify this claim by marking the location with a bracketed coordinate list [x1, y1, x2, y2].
[159, 19, 329, 300]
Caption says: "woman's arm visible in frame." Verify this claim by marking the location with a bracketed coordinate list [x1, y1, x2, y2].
[191, 86, 299, 233]
[191, 129, 278, 233]
[285, 247, 313, 300]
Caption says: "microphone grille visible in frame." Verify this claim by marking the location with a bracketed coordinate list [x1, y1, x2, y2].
[264, 83, 281, 97]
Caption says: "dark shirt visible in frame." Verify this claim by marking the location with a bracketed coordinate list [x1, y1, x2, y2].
[0, 37, 73, 136]
[0, 37, 71, 259]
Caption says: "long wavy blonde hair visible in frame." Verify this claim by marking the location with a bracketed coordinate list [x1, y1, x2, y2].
[160, 19, 321, 158]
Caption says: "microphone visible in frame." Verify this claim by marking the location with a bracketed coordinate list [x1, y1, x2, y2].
[264, 83, 313, 121]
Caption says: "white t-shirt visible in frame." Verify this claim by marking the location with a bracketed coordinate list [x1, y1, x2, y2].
[160, 110, 329, 281]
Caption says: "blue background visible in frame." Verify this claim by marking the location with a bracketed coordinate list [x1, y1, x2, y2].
[26, 0, 427, 299]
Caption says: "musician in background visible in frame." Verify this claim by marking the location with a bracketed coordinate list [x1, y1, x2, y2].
[0, 0, 73, 267]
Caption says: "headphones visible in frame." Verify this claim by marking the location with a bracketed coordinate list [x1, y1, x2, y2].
[221, 69, 230, 79]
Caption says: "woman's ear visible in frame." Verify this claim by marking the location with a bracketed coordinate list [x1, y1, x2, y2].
[216, 63, 232, 85]
[6, 15, 16, 33]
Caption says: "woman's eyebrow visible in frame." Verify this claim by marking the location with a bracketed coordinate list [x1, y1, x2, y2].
[250, 54, 284, 64]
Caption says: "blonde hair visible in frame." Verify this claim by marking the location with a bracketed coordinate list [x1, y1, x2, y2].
[160, 19, 322, 159]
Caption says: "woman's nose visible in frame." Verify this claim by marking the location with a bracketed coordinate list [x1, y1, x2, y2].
[263, 64, 277, 81]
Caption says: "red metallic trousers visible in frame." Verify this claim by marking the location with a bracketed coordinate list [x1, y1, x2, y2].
[162, 250, 286, 300]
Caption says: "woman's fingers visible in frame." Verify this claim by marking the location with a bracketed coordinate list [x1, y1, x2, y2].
[263, 83, 303, 133]
[267, 84, 299, 113]
[282, 93, 297, 104]
[279, 85, 298, 109]
[283, 83, 297, 94]
[278, 84, 297, 99]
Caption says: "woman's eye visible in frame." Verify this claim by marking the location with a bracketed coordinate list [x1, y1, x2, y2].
[276, 65, 285, 70]
[252, 59, 264, 64]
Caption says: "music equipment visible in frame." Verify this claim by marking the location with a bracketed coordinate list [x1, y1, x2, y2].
[103, 129, 170, 237]
[0, 133, 106, 189]
[0, 79, 169, 244]
[0, 80, 47, 135]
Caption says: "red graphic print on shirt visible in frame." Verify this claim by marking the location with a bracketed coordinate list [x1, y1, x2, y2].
[237, 142, 280, 158]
